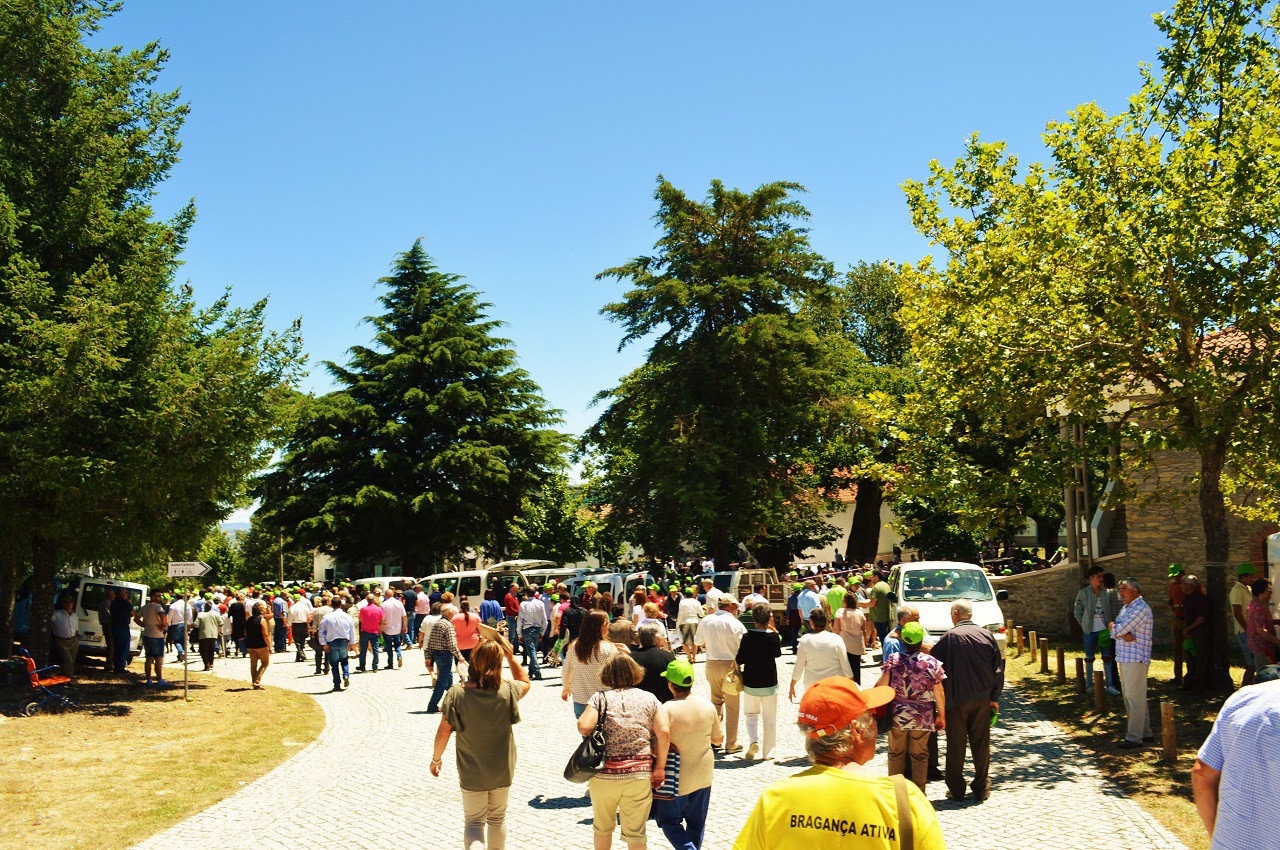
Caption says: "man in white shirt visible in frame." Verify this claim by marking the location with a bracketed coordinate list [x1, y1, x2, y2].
[380, 593, 407, 669]
[790, 608, 853, 699]
[167, 595, 192, 662]
[702, 578, 723, 611]
[51, 595, 80, 679]
[678, 590, 705, 664]
[695, 595, 747, 754]
[516, 587, 550, 680]
[288, 592, 313, 663]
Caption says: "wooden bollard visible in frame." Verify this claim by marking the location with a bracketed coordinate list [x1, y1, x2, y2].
[1015, 627, 1024, 657]
[1075, 658, 1086, 694]
[1028, 630, 1038, 664]
[1006, 620, 1015, 655]
[1093, 671, 1107, 713]
[1056, 647, 1066, 684]
[1161, 702, 1177, 763]
[1039, 639, 1050, 674]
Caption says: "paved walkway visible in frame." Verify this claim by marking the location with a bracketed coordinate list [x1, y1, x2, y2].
[133, 643, 1185, 850]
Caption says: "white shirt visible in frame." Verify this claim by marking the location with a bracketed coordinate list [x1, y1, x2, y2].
[742, 593, 768, 609]
[52, 609, 78, 639]
[380, 598, 406, 635]
[678, 598, 704, 626]
[288, 597, 313, 624]
[793, 630, 853, 691]
[694, 610, 746, 660]
[167, 599, 193, 627]
[704, 587, 724, 609]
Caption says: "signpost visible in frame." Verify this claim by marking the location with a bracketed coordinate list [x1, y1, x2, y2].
[167, 562, 211, 700]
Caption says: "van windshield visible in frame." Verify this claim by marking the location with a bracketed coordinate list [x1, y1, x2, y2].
[80, 583, 143, 615]
[901, 570, 993, 603]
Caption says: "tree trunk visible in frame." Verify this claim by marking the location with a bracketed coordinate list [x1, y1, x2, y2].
[0, 541, 18, 659]
[709, 525, 732, 570]
[845, 478, 884, 565]
[1197, 440, 1233, 691]
[27, 535, 58, 667]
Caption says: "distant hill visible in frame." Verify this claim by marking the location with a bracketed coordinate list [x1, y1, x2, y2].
[219, 521, 251, 534]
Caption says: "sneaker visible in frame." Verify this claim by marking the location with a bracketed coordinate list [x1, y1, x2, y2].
[343, 676, 350, 688]
[1117, 740, 1143, 750]
[744, 743, 759, 760]
[1105, 686, 1122, 696]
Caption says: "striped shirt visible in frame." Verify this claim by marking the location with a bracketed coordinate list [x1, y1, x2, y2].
[1112, 596, 1154, 664]
[564, 642, 616, 705]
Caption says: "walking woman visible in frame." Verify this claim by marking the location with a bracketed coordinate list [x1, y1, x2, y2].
[576, 654, 660, 850]
[561, 610, 615, 718]
[735, 603, 782, 760]
[430, 636, 532, 850]
[245, 601, 272, 689]
[834, 592, 875, 685]
[453, 600, 482, 663]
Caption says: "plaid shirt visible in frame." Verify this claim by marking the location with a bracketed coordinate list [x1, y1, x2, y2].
[1112, 596, 1154, 663]
[425, 618, 463, 663]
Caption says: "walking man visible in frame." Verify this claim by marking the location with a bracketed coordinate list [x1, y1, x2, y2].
[357, 593, 383, 672]
[1110, 578, 1155, 750]
[270, 592, 288, 652]
[931, 600, 1003, 801]
[381, 590, 406, 669]
[319, 598, 358, 691]
[695, 594, 746, 755]
[289, 592, 313, 663]
[194, 602, 223, 671]
[502, 583, 522, 657]
[309, 594, 332, 675]
[516, 586, 548, 680]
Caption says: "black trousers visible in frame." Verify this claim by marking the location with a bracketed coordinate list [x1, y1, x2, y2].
[945, 697, 992, 799]
[292, 623, 308, 660]
[198, 638, 217, 668]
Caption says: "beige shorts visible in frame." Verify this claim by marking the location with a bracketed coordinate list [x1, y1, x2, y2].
[679, 624, 698, 646]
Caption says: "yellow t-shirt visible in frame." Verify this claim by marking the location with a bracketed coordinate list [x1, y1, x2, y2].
[732, 764, 946, 850]
[1229, 582, 1253, 635]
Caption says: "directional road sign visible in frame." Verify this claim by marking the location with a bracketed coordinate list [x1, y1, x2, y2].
[167, 561, 211, 578]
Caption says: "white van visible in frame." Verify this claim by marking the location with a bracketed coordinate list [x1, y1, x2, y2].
[428, 563, 532, 612]
[886, 561, 1009, 646]
[351, 576, 418, 595]
[12, 575, 148, 660]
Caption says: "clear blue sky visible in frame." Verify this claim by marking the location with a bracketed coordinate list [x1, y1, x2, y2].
[100, 1, 1167, 442]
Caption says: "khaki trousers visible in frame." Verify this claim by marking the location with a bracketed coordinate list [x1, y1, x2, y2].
[705, 659, 740, 749]
[247, 647, 271, 686]
[888, 728, 931, 789]
[460, 786, 509, 850]
[588, 775, 651, 844]
[53, 636, 78, 679]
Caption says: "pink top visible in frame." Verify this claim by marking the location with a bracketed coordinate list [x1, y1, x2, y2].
[452, 612, 481, 650]
[415, 595, 432, 615]
[358, 604, 384, 634]
[1246, 599, 1277, 655]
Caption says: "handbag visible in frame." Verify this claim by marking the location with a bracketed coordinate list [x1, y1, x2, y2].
[723, 665, 743, 696]
[563, 691, 608, 783]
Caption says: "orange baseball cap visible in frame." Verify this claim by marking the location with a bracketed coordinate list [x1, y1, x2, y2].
[797, 678, 895, 738]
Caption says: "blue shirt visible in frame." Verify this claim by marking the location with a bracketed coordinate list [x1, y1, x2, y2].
[317, 608, 357, 645]
[478, 599, 503, 624]
[881, 633, 904, 659]
[1112, 596, 1154, 664]
[272, 597, 287, 617]
[797, 589, 824, 620]
[1197, 680, 1280, 850]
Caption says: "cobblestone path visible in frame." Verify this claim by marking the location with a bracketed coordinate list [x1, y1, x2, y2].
[132, 644, 1185, 850]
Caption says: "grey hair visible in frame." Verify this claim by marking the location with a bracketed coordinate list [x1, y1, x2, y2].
[950, 600, 973, 619]
[800, 711, 877, 763]
[637, 621, 664, 649]
[439, 604, 458, 619]
[896, 604, 919, 624]
[1182, 574, 1200, 587]
[1118, 578, 1142, 594]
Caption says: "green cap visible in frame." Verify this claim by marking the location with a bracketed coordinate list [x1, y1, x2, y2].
[649, 584, 659, 590]
[204, 592, 213, 599]
[792, 582, 804, 591]
[1237, 563, 1260, 576]
[543, 582, 553, 589]
[550, 594, 560, 602]
[662, 658, 695, 688]
[685, 587, 697, 595]
[901, 622, 926, 645]
[583, 581, 596, 589]
[1167, 563, 1184, 578]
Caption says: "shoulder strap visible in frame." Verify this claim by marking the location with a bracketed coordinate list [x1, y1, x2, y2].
[893, 774, 914, 850]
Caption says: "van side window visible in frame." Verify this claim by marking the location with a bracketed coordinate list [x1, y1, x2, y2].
[436, 578, 458, 595]
[460, 577, 481, 598]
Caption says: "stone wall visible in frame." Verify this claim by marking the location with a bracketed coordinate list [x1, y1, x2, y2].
[989, 554, 1130, 638]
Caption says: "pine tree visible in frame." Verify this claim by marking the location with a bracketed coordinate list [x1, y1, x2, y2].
[262, 242, 566, 571]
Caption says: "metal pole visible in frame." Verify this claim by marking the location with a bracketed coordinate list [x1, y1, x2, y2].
[1062, 418, 1079, 567]
[183, 588, 190, 702]
[278, 529, 285, 587]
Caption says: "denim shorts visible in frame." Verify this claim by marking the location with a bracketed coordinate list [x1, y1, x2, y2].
[142, 636, 165, 658]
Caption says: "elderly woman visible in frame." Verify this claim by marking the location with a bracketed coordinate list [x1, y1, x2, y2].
[576, 654, 660, 850]
[732, 678, 946, 850]
[430, 636, 531, 850]
[1246, 578, 1280, 670]
[789, 609, 852, 702]
[875, 621, 946, 790]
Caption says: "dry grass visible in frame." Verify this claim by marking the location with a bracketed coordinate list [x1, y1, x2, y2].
[1003, 640, 1243, 850]
[0, 663, 323, 850]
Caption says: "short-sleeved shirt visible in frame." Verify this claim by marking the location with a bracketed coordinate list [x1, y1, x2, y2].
[732, 764, 946, 850]
[826, 585, 847, 614]
[588, 687, 660, 778]
[797, 590, 824, 620]
[380, 598, 406, 635]
[1229, 582, 1253, 634]
[564, 642, 616, 704]
[869, 582, 892, 622]
[358, 603, 384, 634]
[1196, 680, 1280, 850]
[882, 651, 946, 731]
[109, 596, 134, 628]
[631, 645, 677, 704]
[138, 603, 166, 639]
[835, 607, 868, 655]
[1246, 599, 1276, 655]
[441, 680, 522, 792]
[658, 694, 721, 795]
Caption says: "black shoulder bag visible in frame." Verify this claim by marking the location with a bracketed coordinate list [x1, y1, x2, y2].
[563, 690, 608, 783]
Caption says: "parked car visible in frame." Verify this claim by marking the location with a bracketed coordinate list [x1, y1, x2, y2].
[885, 561, 1009, 646]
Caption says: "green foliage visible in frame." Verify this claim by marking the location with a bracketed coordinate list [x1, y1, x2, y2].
[237, 521, 312, 584]
[260, 242, 567, 572]
[0, 2, 303, 661]
[585, 177, 852, 564]
[507, 473, 593, 565]
[900, 0, 1280, 562]
[890, 492, 985, 563]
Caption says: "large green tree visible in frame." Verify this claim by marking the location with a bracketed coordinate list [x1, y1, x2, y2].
[585, 178, 854, 566]
[901, 0, 1280, 682]
[0, 2, 303, 662]
[260, 242, 566, 573]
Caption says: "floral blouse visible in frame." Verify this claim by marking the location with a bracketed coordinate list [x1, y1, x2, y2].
[882, 651, 946, 731]
[1246, 599, 1277, 656]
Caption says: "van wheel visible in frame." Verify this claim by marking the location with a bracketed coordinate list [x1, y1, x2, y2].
[22, 701, 41, 717]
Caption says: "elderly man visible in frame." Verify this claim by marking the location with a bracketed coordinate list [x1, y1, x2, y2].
[318, 598, 358, 692]
[796, 580, 824, 626]
[932, 600, 1003, 801]
[732, 677, 945, 850]
[1073, 566, 1122, 696]
[702, 578, 723, 612]
[1192, 679, 1280, 848]
[289, 592, 313, 663]
[51, 595, 79, 679]
[1110, 578, 1155, 750]
[516, 586, 549, 680]
[1181, 574, 1211, 691]
[696, 594, 746, 755]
